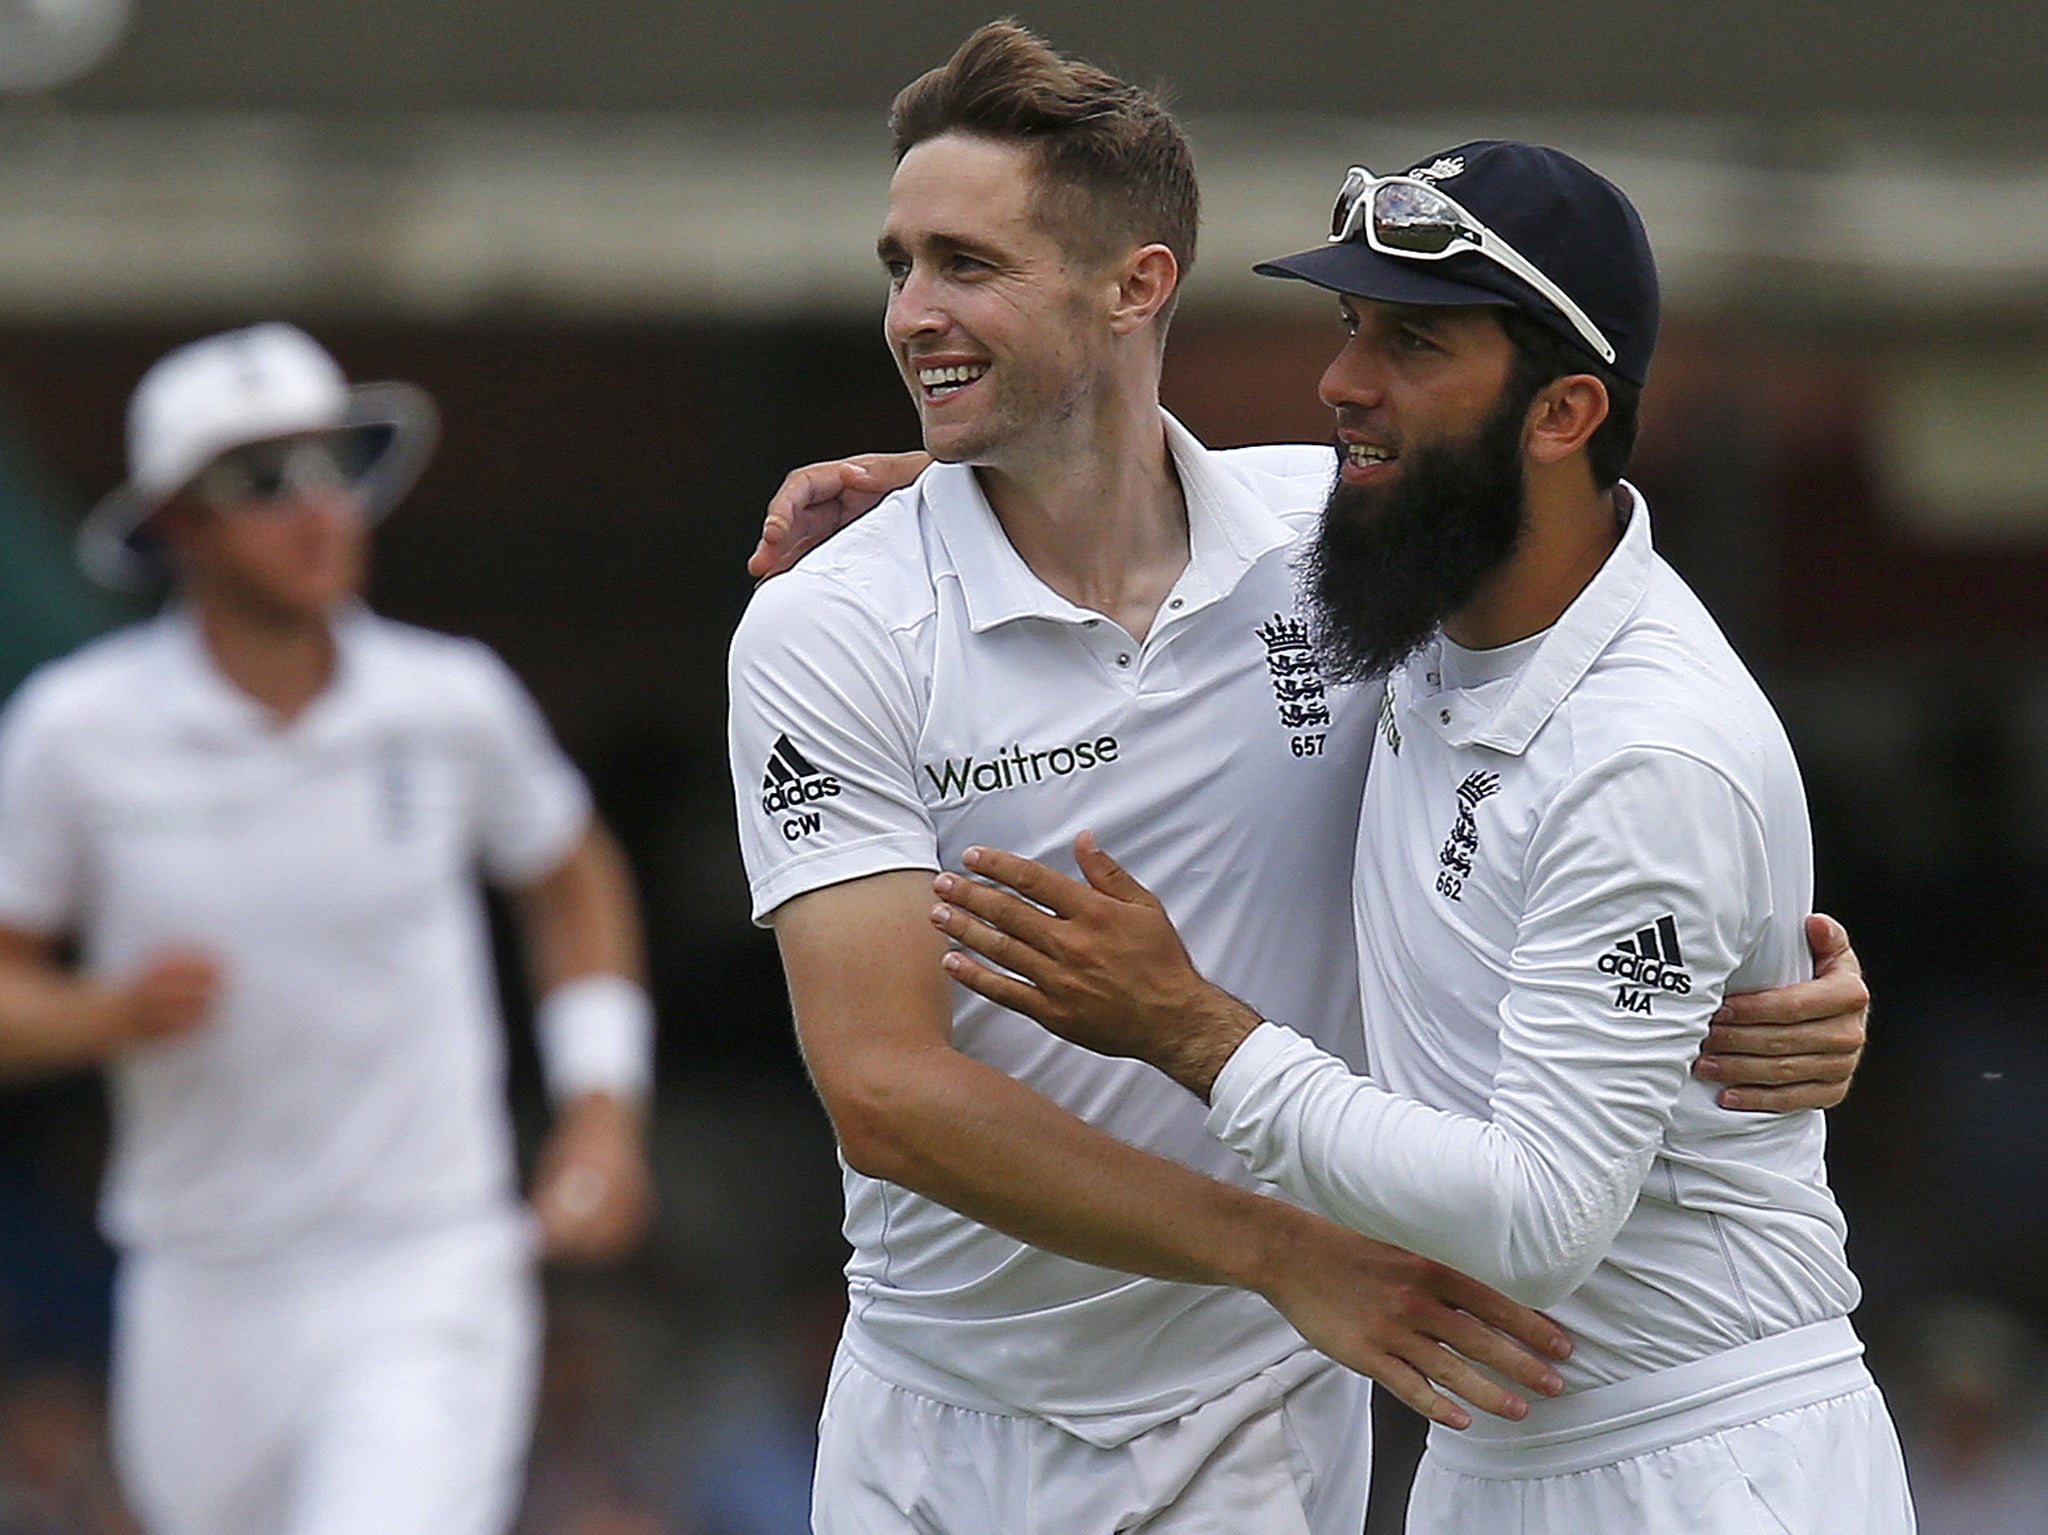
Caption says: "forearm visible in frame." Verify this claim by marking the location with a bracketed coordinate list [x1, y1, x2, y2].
[1208, 1025, 1655, 1308]
[517, 821, 645, 991]
[834, 1040, 1303, 1293]
[515, 822, 653, 1107]
[0, 963, 122, 1076]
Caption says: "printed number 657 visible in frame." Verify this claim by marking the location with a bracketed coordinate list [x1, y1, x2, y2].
[1291, 733, 1326, 758]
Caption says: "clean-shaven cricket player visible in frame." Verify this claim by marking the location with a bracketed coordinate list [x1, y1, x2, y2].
[0, 323, 656, 1535]
[732, 25, 1871, 1534]
[928, 141, 1916, 1532]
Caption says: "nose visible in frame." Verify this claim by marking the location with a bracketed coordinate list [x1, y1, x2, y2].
[273, 487, 368, 541]
[1318, 331, 1385, 413]
[885, 265, 947, 347]
[288, 485, 364, 522]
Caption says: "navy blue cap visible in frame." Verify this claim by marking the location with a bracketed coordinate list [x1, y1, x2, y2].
[1254, 141, 1660, 386]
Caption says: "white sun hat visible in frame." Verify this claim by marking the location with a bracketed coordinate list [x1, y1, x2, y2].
[76, 322, 439, 590]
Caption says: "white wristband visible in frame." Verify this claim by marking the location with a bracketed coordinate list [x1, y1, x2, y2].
[535, 974, 654, 1105]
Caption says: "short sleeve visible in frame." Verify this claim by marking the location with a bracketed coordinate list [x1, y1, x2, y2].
[0, 677, 89, 936]
[728, 572, 937, 925]
[458, 645, 592, 888]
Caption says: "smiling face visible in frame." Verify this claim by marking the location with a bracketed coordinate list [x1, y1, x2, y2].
[1302, 297, 1541, 680]
[878, 132, 1118, 472]
[1319, 297, 1519, 495]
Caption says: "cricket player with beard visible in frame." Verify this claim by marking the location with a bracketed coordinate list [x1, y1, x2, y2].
[0, 324, 655, 1535]
[731, 25, 1871, 1534]
[924, 142, 1916, 1532]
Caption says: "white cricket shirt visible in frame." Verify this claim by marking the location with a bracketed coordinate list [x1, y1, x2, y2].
[0, 609, 591, 1258]
[1208, 489, 1864, 1454]
[728, 415, 1377, 1446]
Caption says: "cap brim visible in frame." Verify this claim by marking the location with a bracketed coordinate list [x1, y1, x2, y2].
[76, 380, 439, 592]
[1253, 241, 1523, 313]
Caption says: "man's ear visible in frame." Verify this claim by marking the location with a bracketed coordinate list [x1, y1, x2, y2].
[1107, 243, 1179, 338]
[1524, 374, 1610, 466]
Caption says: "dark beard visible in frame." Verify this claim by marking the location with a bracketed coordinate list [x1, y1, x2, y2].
[1301, 380, 1534, 684]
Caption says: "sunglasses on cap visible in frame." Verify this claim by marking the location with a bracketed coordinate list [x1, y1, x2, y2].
[190, 431, 384, 510]
[1328, 166, 1617, 368]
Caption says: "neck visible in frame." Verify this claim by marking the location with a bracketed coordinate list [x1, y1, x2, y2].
[973, 379, 1188, 642]
[190, 595, 341, 726]
[1444, 472, 1623, 650]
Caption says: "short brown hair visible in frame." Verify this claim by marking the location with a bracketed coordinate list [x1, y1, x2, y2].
[890, 21, 1198, 304]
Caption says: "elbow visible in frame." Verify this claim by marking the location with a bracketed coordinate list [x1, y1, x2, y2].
[833, 1114, 909, 1185]
[1497, 1261, 1591, 1313]
[1491, 1222, 1614, 1310]
[818, 1074, 928, 1187]
[1469, 1148, 1637, 1309]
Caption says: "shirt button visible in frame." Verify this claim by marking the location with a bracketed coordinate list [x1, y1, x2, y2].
[1440, 709, 1452, 724]
[1427, 671, 1440, 685]
[1084, 619, 1100, 627]
[1168, 597, 1184, 610]
[1117, 653, 1133, 667]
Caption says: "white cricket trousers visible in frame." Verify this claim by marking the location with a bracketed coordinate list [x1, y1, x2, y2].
[110, 1211, 541, 1535]
[1407, 1319, 1916, 1534]
[810, 1343, 1372, 1534]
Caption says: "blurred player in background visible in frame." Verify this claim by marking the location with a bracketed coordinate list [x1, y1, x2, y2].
[0, 323, 656, 1535]
[731, 24, 1870, 1534]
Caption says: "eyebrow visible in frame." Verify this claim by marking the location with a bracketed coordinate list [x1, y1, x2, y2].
[875, 230, 1006, 266]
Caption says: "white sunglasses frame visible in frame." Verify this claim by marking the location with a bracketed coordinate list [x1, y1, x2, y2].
[1328, 166, 1618, 367]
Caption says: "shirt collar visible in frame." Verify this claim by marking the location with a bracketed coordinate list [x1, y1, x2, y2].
[156, 602, 376, 747]
[1410, 481, 1655, 756]
[923, 410, 1301, 635]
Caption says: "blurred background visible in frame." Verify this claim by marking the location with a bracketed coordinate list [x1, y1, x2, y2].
[2, 2, 2046, 1530]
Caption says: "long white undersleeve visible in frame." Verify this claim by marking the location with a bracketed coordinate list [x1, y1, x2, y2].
[1207, 749, 1772, 1308]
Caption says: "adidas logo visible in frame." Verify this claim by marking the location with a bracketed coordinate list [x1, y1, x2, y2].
[1599, 915, 1693, 1009]
[760, 734, 841, 833]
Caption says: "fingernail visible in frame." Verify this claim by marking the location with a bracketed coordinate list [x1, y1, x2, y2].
[963, 847, 985, 867]
[1694, 1058, 1722, 1079]
[930, 904, 951, 924]
[1550, 1335, 1572, 1360]
[942, 952, 964, 973]
[1540, 1371, 1564, 1395]
[1448, 1408, 1472, 1430]
[933, 873, 956, 895]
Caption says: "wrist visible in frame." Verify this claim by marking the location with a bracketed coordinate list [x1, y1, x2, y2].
[1225, 1186, 1317, 1297]
[1155, 988, 1261, 1103]
[536, 975, 654, 1107]
[557, 1088, 648, 1135]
